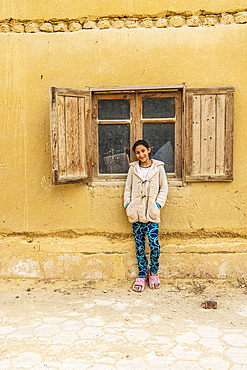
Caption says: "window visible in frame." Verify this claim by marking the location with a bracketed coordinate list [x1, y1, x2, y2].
[50, 85, 234, 185]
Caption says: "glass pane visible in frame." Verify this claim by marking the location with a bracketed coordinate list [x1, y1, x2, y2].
[142, 98, 175, 119]
[143, 123, 175, 173]
[98, 100, 130, 120]
[98, 125, 130, 174]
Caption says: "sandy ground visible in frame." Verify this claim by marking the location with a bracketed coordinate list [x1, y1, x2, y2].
[0, 278, 247, 369]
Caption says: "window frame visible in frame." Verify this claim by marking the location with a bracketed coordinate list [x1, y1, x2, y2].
[91, 86, 183, 182]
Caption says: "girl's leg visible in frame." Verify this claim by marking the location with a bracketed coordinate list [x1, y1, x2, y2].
[145, 222, 160, 275]
[132, 222, 148, 279]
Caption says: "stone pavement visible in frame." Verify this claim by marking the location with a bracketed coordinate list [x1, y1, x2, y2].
[0, 279, 247, 369]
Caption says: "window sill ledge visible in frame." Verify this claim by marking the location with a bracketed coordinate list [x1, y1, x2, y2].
[87, 179, 183, 187]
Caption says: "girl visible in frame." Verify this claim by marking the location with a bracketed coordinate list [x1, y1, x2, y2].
[124, 140, 168, 292]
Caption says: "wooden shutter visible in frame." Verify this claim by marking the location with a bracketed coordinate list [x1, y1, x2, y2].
[50, 87, 92, 184]
[184, 86, 234, 182]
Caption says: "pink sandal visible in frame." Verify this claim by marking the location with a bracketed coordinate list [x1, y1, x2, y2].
[133, 278, 146, 292]
[148, 268, 161, 289]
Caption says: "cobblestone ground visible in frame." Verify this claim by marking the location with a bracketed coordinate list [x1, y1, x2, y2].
[0, 279, 247, 369]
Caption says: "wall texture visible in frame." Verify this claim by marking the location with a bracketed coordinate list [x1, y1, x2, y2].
[1, 0, 247, 279]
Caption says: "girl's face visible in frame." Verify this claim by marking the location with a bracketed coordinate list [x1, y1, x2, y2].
[135, 145, 151, 165]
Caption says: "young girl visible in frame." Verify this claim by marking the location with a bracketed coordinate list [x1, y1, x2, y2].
[124, 140, 168, 292]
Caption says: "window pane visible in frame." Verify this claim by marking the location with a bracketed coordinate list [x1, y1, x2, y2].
[98, 125, 130, 174]
[143, 123, 175, 173]
[98, 100, 130, 120]
[142, 98, 175, 118]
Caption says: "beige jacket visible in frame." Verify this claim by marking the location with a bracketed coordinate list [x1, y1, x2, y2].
[124, 159, 168, 223]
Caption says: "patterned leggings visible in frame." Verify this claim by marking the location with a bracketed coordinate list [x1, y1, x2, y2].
[132, 221, 160, 278]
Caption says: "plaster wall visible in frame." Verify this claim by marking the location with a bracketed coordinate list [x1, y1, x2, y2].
[1, 0, 247, 279]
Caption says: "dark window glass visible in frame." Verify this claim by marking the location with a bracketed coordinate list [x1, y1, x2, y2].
[142, 98, 175, 119]
[143, 123, 175, 173]
[98, 125, 130, 174]
[98, 100, 130, 120]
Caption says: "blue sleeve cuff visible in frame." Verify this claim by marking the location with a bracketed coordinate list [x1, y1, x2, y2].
[125, 203, 130, 209]
[156, 203, 161, 209]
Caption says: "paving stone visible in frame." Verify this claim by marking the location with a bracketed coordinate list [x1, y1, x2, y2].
[225, 347, 247, 364]
[43, 317, 67, 324]
[90, 365, 115, 370]
[60, 320, 85, 331]
[145, 354, 176, 366]
[95, 357, 115, 364]
[124, 328, 151, 341]
[32, 361, 61, 369]
[34, 324, 60, 337]
[7, 328, 34, 338]
[78, 327, 104, 340]
[236, 308, 247, 317]
[94, 299, 115, 306]
[149, 314, 162, 323]
[101, 333, 125, 341]
[171, 361, 204, 370]
[51, 332, 79, 344]
[0, 326, 16, 335]
[0, 359, 10, 370]
[12, 352, 42, 368]
[61, 357, 93, 369]
[199, 338, 227, 353]
[105, 321, 124, 328]
[172, 345, 201, 360]
[199, 356, 230, 370]
[116, 358, 148, 369]
[196, 326, 222, 338]
[147, 335, 171, 344]
[175, 332, 200, 344]
[84, 316, 106, 326]
[223, 333, 247, 347]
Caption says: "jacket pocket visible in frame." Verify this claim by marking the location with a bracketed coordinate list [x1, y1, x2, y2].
[148, 199, 160, 221]
[126, 201, 138, 222]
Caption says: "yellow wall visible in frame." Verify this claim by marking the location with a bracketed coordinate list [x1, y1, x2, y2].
[1, 0, 247, 19]
[1, 0, 247, 279]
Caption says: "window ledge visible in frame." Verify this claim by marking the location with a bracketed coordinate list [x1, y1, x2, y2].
[87, 179, 183, 187]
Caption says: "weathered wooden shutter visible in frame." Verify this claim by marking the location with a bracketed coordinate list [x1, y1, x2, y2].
[184, 86, 234, 182]
[50, 87, 92, 184]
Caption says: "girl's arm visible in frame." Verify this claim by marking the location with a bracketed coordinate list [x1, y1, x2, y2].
[124, 166, 133, 208]
[156, 166, 168, 208]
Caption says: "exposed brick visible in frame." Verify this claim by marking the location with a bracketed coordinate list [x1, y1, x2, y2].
[203, 16, 218, 26]
[97, 19, 110, 29]
[156, 18, 168, 28]
[187, 16, 201, 27]
[204, 298, 217, 309]
[83, 20, 97, 29]
[69, 22, 82, 32]
[39, 23, 54, 32]
[0, 23, 10, 32]
[169, 16, 185, 28]
[125, 19, 139, 28]
[220, 14, 234, 25]
[235, 11, 247, 24]
[10, 23, 24, 33]
[25, 23, 39, 33]
[111, 19, 125, 29]
[141, 18, 153, 28]
[53, 22, 68, 32]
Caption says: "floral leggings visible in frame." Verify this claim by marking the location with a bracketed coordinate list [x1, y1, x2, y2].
[132, 221, 160, 278]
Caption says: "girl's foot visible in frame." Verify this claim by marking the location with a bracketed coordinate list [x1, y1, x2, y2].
[148, 268, 161, 289]
[133, 277, 146, 292]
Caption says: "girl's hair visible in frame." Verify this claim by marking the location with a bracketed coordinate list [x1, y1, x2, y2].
[132, 140, 150, 153]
